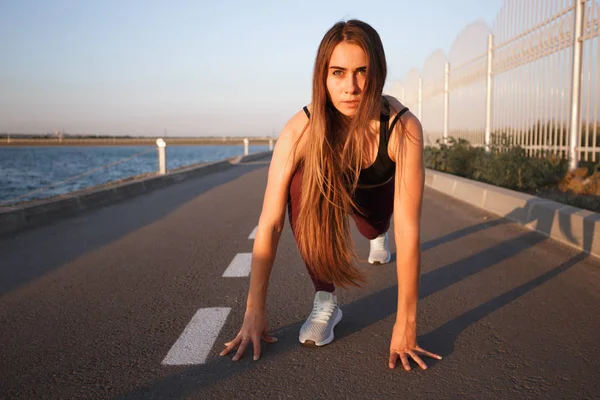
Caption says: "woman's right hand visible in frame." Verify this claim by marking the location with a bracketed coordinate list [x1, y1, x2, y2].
[219, 308, 278, 361]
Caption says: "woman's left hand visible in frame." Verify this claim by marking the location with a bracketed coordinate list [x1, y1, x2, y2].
[389, 320, 442, 371]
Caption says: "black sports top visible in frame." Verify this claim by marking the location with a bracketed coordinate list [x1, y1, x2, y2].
[303, 98, 409, 186]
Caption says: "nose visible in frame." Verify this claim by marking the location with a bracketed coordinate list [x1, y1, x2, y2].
[344, 74, 360, 94]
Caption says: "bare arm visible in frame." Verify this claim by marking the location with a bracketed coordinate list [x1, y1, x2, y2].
[221, 109, 308, 361]
[246, 117, 305, 311]
[387, 100, 441, 370]
[392, 112, 423, 328]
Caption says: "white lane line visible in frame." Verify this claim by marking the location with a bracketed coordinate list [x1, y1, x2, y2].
[223, 253, 252, 277]
[248, 226, 258, 239]
[162, 307, 231, 365]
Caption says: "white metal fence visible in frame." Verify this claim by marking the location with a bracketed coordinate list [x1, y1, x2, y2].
[391, 0, 600, 170]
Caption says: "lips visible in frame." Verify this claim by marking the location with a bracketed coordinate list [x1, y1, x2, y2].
[342, 100, 360, 107]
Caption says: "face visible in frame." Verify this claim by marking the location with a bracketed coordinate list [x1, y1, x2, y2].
[326, 41, 368, 117]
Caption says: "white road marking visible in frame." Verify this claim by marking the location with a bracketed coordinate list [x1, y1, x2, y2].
[248, 226, 258, 239]
[223, 253, 252, 277]
[162, 307, 231, 365]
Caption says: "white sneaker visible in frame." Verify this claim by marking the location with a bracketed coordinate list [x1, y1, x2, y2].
[368, 232, 391, 264]
[299, 291, 343, 347]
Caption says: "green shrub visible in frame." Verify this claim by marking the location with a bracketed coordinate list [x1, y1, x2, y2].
[423, 139, 449, 172]
[424, 137, 567, 192]
[446, 138, 485, 178]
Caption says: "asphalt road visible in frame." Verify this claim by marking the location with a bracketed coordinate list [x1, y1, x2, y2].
[1, 160, 600, 400]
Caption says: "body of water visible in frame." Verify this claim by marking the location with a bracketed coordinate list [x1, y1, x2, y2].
[0, 145, 268, 205]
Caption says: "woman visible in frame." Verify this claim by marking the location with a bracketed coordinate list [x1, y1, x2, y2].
[220, 19, 441, 371]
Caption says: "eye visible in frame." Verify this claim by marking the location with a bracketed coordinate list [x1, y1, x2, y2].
[357, 69, 367, 76]
[332, 70, 343, 76]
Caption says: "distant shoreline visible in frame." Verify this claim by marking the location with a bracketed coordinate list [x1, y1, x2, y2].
[0, 137, 274, 147]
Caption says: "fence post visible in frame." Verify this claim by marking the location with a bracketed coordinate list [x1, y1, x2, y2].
[156, 138, 167, 175]
[243, 138, 249, 156]
[269, 138, 274, 151]
[568, 0, 585, 171]
[485, 33, 494, 153]
[418, 76, 423, 121]
[444, 62, 450, 144]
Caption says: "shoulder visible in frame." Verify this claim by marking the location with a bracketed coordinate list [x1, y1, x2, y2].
[285, 103, 311, 135]
[384, 96, 421, 135]
[273, 104, 312, 161]
[383, 95, 416, 127]
[383, 96, 423, 161]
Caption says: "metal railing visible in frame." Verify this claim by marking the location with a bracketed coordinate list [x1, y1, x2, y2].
[0, 147, 155, 206]
[391, 0, 600, 170]
[0, 137, 273, 206]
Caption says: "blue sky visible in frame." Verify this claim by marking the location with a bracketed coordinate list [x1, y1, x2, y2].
[0, 0, 502, 137]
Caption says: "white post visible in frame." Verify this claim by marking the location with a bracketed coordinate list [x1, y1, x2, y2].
[444, 62, 450, 144]
[269, 138, 274, 151]
[156, 138, 167, 175]
[568, 0, 585, 171]
[485, 33, 494, 153]
[243, 138, 249, 156]
[418, 76, 423, 121]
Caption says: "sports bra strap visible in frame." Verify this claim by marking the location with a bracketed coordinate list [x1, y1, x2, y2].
[389, 107, 409, 133]
[303, 106, 311, 118]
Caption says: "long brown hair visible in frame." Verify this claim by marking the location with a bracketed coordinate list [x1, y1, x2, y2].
[295, 20, 388, 288]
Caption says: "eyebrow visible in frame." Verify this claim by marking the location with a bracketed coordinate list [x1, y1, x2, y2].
[329, 66, 367, 71]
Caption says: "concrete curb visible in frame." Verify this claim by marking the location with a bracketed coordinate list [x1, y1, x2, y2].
[425, 169, 600, 258]
[0, 151, 273, 236]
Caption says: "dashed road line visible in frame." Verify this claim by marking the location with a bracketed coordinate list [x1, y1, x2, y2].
[162, 307, 231, 365]
[223, 253, 252, 277]
[163, 226, 257, 366]
[248, 225, 257, 239]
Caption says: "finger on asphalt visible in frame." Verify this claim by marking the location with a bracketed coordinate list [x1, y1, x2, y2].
[232, 338, 250, 361]
[220, 338, 239, 356]
[262, 334, 278, 343]
[253, 336, 261, 361]
[408, 351, 427, 370]
[416, 346, 443, 360]
[400, 353, 411, 371]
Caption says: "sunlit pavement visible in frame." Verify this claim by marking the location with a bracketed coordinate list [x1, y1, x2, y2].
[1, 160, 599, 400]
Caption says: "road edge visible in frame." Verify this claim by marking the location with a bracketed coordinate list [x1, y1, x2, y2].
[425, 168, 600, 258]
[0, 151, 273, 236]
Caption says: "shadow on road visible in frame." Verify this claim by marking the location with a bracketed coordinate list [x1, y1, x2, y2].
[116, 252, 587, 400]
[419, 251, 587, 358]
[115, 196, 595, 399]
[0, 160, 269, 298]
